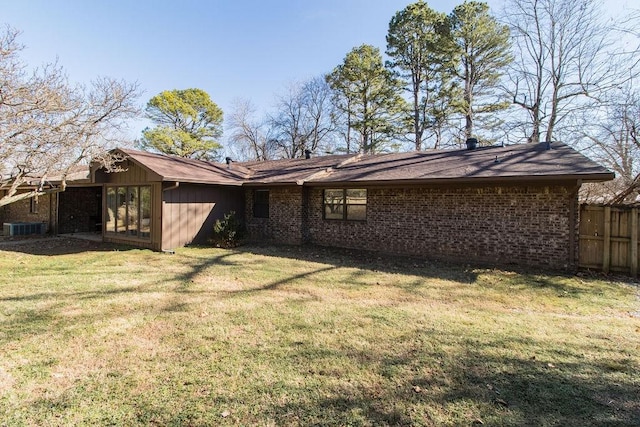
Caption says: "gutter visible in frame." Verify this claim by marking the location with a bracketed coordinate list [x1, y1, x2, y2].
[163, 181, 180, 192]
[300, 173, 615, 188]
[162, 178, 244, 187]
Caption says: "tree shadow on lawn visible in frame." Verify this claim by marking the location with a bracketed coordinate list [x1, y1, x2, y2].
[240, 242, 481, 283]
[264, 329, 640, 427]
[0, 250, 242, 342]
[2, 243, 638, 425]
[236, 243, 602, 294]
[0, 236, 136, 256]
[0, 287, 144, 349]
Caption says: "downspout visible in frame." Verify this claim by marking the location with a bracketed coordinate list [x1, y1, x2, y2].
[163, 181, 180, 192]
[48, 190, 53, 235]
[569, 179, 582, 269]
[54, 190, 59, 236]
[301, 186, 310, 244]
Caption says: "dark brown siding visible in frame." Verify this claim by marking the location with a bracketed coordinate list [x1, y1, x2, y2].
[162, 184, 244, 250]
[305, 184, 577, 269]
[94, 161, 152, 184]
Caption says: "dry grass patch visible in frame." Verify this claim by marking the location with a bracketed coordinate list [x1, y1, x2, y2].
[0, 240, 638, 426]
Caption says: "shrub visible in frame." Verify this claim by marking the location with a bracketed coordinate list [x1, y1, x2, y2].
[211, 211, 245, 248]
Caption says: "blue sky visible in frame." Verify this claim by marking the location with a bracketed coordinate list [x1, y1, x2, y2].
[1, 0, 632, 143]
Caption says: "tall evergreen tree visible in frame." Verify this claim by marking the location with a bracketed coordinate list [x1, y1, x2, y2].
[327, 45, 406, 154]
[386, 1, 458, 150]
[140, 88, 223, 160]
[450, 1, 512, 141]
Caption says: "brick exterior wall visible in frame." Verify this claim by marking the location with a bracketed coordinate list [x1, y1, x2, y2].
[0, 191, 54, 234]
[245, 186, 304, 244]
[308, 184, 578, 269]
[245, 183, 580, 269]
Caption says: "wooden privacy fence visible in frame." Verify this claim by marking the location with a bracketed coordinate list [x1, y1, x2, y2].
[579, 204, 639, 275]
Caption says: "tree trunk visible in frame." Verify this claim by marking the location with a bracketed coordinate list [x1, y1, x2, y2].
[413, 73, 422, 151]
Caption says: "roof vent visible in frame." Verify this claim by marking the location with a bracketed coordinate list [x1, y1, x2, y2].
[305, 149, 312, 159]
[466, 138, 478, 150]
[225, 157, 233, 169]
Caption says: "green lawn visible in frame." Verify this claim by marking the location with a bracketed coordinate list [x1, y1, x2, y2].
[0, 238, 638, 426]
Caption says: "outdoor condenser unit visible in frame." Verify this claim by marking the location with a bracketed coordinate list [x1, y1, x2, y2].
[3, 222, 46, 236]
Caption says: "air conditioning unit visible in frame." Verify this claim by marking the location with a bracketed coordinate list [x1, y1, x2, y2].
[3, 222, 46, 236]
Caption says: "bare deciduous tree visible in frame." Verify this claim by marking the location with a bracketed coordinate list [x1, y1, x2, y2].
[503, 0, 639, 144]
[226, 98, 276, 161]
[579, 85, 640, 202]
[0, 26, 140, 207]
[269, 77, 338, 158]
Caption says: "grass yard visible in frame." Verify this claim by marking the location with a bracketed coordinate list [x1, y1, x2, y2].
[0, 238, 639, 426]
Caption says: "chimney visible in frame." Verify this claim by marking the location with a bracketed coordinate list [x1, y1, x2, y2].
[305, 149, 312, 159]
[466, 138, 478, 150]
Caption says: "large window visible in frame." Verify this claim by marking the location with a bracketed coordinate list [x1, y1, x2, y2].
[105, 185, 151, 239]
[253, 190, 269, 218]
[323, 189, 367, 221]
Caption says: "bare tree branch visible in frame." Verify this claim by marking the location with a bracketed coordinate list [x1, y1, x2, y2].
[0, 25, 141, 207]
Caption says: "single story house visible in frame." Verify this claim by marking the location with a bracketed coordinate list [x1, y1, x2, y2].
[2, 141, 614, 269]
[0, 167, 101, 236]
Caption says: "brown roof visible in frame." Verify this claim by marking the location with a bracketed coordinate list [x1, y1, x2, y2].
[241, 154, 357, 185]
[109, 142, 613, 187]
[305, 142, 614, 185]
[117, 148, 251, 185]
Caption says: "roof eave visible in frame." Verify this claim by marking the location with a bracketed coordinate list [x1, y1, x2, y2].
[242, 181, 300, 187]
[302, 173, 615, 187]
[161, 177, 245, 186]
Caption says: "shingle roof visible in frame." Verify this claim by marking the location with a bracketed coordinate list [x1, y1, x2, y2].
[305, 142, 614, 185]
[241, 154, 356, 184]
[112, 142, 613, 187]
[117, 148, 250, 185]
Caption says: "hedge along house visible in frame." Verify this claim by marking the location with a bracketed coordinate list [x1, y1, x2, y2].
[90, 142, 613, 269]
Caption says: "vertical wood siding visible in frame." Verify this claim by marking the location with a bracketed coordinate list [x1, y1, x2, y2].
[162, 184, 244, 250]
[94, 161, 150, 184]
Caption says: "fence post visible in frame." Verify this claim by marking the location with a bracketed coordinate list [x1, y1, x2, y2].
[603, 206, 611, 274]
[632, 208, 638, 276]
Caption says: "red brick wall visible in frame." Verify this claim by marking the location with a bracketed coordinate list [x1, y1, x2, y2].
[306, 184, 578, 269]
[244, 183, 580, 269]
[0, 191, 54, 234]
[245, 187, 304, 244]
